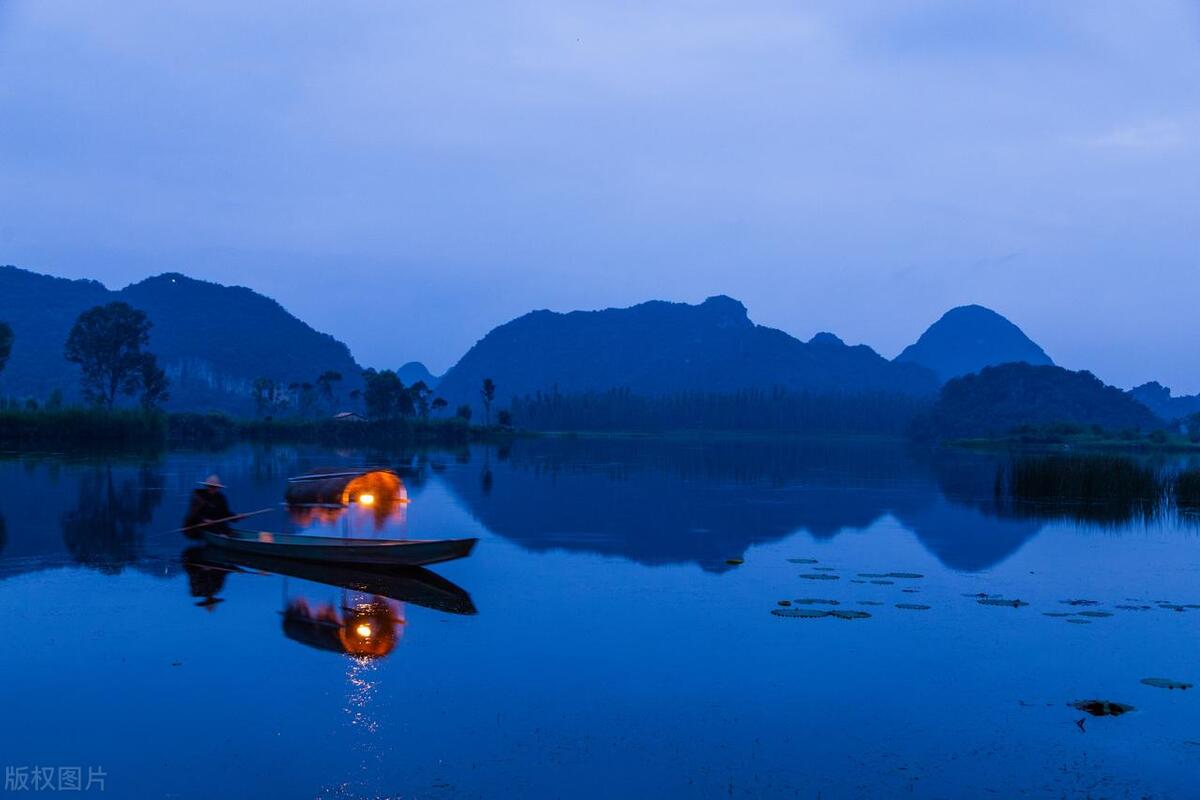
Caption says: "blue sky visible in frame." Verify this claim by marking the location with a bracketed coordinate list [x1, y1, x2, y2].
[1, 1, 1197, 390]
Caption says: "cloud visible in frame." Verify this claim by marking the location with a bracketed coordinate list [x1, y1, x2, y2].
[1087, 120, 1188, 151]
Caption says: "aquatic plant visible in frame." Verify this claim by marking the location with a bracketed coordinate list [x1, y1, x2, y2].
[828, 610, 871, 620]
[800, 573, 839, 580]
[1071, 700, 1134, 717]
[978, 598, 1028, 608]
[895, 603, 931, 610]
[771, 608, 829, 618]
[1140, 678, 1192, 690]
[995, 454, 1164, 524]
[1174, 468, 1200, 509]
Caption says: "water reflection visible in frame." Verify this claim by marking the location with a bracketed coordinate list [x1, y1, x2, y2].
[60, 463, 163, 574]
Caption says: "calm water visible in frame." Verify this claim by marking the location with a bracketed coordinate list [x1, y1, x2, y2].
[1, 437, 1198, 798]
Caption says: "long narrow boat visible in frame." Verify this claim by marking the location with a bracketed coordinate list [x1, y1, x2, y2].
[203, 528, 478, 567]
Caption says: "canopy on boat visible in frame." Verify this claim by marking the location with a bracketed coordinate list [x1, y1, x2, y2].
[285, 468, 407, 508]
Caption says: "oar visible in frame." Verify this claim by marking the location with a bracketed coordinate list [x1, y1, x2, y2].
[171, 508, 274, 536]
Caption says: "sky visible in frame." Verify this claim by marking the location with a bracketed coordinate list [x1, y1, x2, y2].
[0, 1, 1197, 390]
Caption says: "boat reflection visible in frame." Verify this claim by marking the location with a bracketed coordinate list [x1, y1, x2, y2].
[284, 595, 405, 658]
[181, 545, 477, 658]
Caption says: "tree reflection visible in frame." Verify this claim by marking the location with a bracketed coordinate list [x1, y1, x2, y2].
[60, 463, 163, 574]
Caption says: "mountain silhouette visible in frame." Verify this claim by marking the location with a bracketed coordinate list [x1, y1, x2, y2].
[1128, 382, 1200, 422]
[927, 363, 1160, 438]
[895, 305, 1052, 383]
[397, 361, 440, 389]
[0, 266, 362, 413]
[436, 296, 937, 412]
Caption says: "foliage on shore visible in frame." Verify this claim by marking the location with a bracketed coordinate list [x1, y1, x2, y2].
[0, 407, 512, 451]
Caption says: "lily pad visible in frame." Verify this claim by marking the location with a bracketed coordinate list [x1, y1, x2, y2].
[869, 580, 894, 585]
[1061, 599, 1099, 607]
[1042, 612, 1073, 617]
[1076, 611, 1113, 618]
[828, 609, 871, 620]
[978, 598, 1028, 608]
[1140, 677, 1193, 690]
[794, 598, 840, 606]
[812, 567, 838, 572]
[1065, 618, 1092, 625]
[885, 572, 924, 579]
[901, 588, 920, 594]
[1071, 699, 1135, 717]
[786, 558, 818, 564]
[895, 603, 931, 610]
[777, 600, 792, 607]
[1158, 604, 1188, 612]
[800, 573, 840, 581]
[725, 558, 744, 565]
[849, 579, 867, 584]
[857, 600, 884, 606]
[771, 608, 829, 619]
[963, 592, 998, 599]
[1115, 604, 1152, 611]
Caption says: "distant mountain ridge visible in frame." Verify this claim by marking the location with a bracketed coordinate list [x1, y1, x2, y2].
[435, 295, 938, 411]
[896, 304, 1052, 383]
[0, 266, 362, 414]
[1128, 382, 1200, 422]
[397, 361, 440, 389]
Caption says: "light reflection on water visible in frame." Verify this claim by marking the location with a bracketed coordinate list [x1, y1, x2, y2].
[0, 438, 1198, 798]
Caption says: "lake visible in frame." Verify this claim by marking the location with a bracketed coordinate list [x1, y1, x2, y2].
[1, 437, 1197, 798]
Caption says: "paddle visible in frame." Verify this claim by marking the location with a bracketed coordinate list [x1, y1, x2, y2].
[171, 507, 274, 535]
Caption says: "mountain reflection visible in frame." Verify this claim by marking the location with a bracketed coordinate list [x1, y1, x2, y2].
[442, 437, 1047, 572]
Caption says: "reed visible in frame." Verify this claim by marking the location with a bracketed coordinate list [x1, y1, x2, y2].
[1173, 468, 1200, 509]
[996, 454, 1164, 523]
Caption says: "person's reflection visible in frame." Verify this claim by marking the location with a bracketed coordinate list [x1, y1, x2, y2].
[182, 547, 228, 610]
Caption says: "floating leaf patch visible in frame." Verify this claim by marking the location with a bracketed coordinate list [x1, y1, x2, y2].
[828, 609, 871, 620]
[1071, 699, 1134, 717]
[1061, 599, 1099, 607]
[1065, 618, 1091, 625]
[885, 572, 924, 579]
[870, 580, 894, 585]
[1140, 677, 1192, 690]
[1076, 611, 1113, 618]
[771, 608, 830, 618]
[857, 600, 884, 606]
[895, 603, 931, 610]
[1042, 612, 1073, 617]
[978, 598, 1028, 608]
[794, 598, 840, 606]
[786, 558, 818, 564]
[800, 574, 840, 581]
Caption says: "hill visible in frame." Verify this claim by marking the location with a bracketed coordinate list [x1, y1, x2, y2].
[1128, 382, 1200, 422]
[0, 266, 362, 414]
[895, 305, 1052, 383]
[926, 363, 1160, 439]
[396, 361, 440, 389]
[435, 295, 938, 414]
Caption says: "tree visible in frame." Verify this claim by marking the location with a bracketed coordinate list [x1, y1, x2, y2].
[410, 380, 432, 418]
[0, 321, 12, 377]
[362, 369, 413, 421]
[316, 370, 343, 413]
[297, 382, 317, 417]
[456, 404, 472, 422]
[252, 377, 281, 417]
[64, 302, 158, 410]
[480, 378, 496, 426]
[431, 396, 448, 415]
[497, 409, 513, 427]
[139, 354, 170, 411]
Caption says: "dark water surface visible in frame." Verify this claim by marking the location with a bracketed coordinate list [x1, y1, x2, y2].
[1, 437, 1198, 798]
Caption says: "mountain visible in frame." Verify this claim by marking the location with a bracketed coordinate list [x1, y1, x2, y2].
[0, 266, 362, 414]
[435, 295, 938, 412]
[895, 305, 1052, 383]
[1128, 382, 1200, 422]
[397, 361, 440, 389]
[926, 363, 1160, 439]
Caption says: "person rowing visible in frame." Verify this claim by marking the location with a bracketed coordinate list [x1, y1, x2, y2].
[183, 474, 235, 539]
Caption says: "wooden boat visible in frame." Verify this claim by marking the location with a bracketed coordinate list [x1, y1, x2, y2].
[203, 528, 478, 567]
